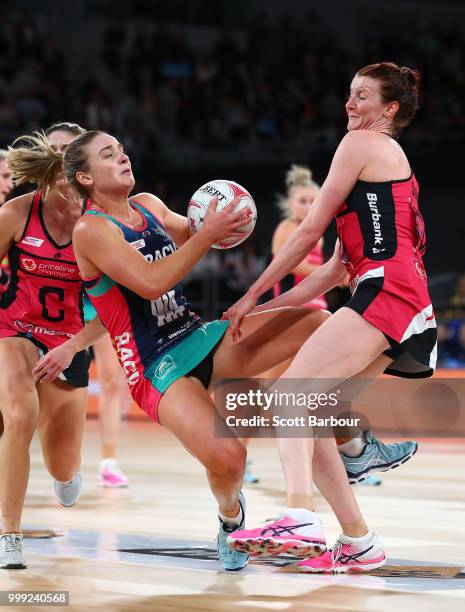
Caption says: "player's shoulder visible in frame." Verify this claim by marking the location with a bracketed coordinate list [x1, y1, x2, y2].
[274, 218, 298, 236]
[340, 129, 387, 149]
[0, 192, 36, 240]
[0, 191, 35, 217]
[132, 192, 165, 213]
[272, 219, 298, 252]
[336, 130, 384, 165]
[73, 210, 116, 241]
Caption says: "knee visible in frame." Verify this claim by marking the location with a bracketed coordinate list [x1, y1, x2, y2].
[45, 444, 80, 482]
[99, 370, 124, 397]
[213, 442, 246, 482]
[2, 401, 37, 439]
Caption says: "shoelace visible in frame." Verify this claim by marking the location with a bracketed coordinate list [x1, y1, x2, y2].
[261, 515, 317, 538]
[331, 540, 343, 571]
[2, 535, 22, 553]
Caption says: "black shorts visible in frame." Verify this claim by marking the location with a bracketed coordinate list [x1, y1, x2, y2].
[186, 344, 218, 389]
[26, 336, 91, 388]
[58, 349, 91, 388]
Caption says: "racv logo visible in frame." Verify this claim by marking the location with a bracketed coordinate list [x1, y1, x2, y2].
[114, 331, 140, 386]
[22, 258, 37, 271]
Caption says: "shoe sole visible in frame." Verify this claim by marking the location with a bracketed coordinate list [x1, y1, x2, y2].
[0, 563, 27, 569]
[358, 477, 382, 486]
[227, 537, 326, 558]
[98, 482, 129, 488]
[298, 558, 386, 573]
[348, 443, 418, 484]
[58, 499, 80, 507]
[223, 558, 249, 571]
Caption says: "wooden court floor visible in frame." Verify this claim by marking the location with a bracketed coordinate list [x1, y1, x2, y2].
[2, 419, 464, 611]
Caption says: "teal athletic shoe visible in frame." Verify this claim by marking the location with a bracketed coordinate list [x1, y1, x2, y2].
[340, 431, 418, 484]
[243, 460, 259, 485]
[217, 491, 249, 571]
[359, 475, 382, 486]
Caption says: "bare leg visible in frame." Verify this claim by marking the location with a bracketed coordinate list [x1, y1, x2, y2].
[276, 307, 390, 535]
[213, 307, 389, 535]
[158, 377, 246, 519]
[37, 382, 87, 483]
[211, 308, 329, 381]
[261, 358, 315, 509]
[0, 339, 40, 534]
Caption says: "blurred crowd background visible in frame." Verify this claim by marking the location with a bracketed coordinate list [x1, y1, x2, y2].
[1, 0, 464, 366]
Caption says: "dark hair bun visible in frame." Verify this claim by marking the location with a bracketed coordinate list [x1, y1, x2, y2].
[400, 66, 421, 87]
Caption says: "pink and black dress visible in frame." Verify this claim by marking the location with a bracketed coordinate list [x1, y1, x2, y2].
[336, 173, 437, 377]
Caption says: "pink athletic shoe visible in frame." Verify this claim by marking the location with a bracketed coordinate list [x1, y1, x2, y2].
[297, 532, 386, 573]
[99, 463, 129, 488]
[227, 511, 326, 558]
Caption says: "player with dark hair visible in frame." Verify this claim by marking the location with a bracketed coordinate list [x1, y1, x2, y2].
[225, 62, 435, 573]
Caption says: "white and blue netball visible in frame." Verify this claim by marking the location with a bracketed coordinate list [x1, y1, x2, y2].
[188, 179, 257, 249]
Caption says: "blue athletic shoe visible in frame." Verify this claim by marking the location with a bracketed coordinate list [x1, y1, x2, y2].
[217, 491, 249, 571]
[243, 460, 259, 485]
[340, 431, 418, 484]
[359, 475, 382, 486]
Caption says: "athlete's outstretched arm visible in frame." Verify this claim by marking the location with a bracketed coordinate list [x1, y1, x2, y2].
[251, 241, 347, 313]
[224, 131, 369, 338]
[32, 315, 107, 382]
[73, 196, 249, 300]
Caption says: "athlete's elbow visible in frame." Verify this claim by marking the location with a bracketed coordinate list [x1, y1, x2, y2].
[298, 225, 319, 249]
[137, 283, 163, 300]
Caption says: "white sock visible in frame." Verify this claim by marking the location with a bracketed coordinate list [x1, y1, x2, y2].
[219, 504, 243, 527]
[283, 508, 321, 524]
[339, 530, 373, 544]
[56, 472, 77, 485]
[100, 458, 117, 471]
[338, 434, 367, 457]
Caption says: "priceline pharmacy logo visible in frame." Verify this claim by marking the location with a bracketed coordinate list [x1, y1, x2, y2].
[225, 388, 340, 411]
